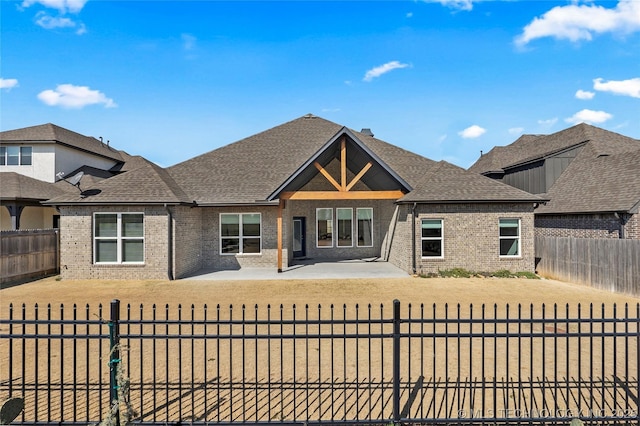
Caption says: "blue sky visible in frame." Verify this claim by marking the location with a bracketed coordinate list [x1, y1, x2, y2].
[1, 0, 639, 169]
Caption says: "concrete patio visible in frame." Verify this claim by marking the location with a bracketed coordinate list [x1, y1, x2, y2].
[181, 258, 410, 280]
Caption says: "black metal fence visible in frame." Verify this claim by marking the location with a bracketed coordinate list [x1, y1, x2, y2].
[1, 300, 638, 425]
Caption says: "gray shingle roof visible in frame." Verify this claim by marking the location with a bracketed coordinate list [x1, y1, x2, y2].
[399, 161, 545, 204]
[0, 172, 69, 201]
[468, 123, 640, 214]
[0, 123, 123, 162]
[167, 114, 438, 204]
[44, 159, 192, 205]
[536, 145, 640, 214]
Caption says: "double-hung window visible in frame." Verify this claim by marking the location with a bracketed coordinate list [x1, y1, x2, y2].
[94, 213, 144, 264]
[499, 218, 520, 257]
[421, 219, 443, 258]
[0, 146, 32, 166]
[220, 213, 261, 254]
[356, 208, 373, 247]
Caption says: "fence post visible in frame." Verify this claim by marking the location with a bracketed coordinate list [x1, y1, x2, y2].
[392, 299, 401, 425]
[109, 299, 121, 426]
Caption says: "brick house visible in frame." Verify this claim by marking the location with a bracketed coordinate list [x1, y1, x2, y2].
[33, 114, 542, 279]
[469, 123, 640, 239]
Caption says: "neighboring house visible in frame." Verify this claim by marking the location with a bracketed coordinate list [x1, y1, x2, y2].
[469, 123, 640, 239]
[36, 114, 543, 279]
[0, 123, 143, 230]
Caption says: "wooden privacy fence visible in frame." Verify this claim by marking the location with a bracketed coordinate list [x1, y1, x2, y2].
[0, 229, 59, 285]
[535, 236, 640, 296]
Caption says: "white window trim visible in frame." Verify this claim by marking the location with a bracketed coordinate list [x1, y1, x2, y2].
[93, 213, 145, 265]
[421, 218, 444, 259]
[336, 208, 354, 248]
[219, 213, 262, 255]
[499, 218, 521, 258]
[356, 207, 374, 248]
[316, 208, 334, 248]
[0, 146, 32, 166]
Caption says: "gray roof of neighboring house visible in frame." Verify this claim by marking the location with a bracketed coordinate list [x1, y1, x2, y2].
[399, 161, 545, 204]
[469, 123, 640, 174]
[536, 145, 640, 214]
[468, 123, 640, 214]
[0, 172, 70, 202]
[0, 123, 123, 162]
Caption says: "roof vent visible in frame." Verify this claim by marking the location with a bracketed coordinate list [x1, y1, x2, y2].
[361, 128, 374, 137]
[303, 113, 316, 119]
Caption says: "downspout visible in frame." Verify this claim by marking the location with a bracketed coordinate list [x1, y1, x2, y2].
[164, 204, 174, 280]
[614, 212, 626, 239]
[411, 203, 417, 275]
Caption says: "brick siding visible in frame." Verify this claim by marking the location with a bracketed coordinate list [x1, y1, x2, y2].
[388, 203, 536, 274]
[172, 206, 203, 278]
[59, 205, 170, 279]
[534, 213, 639, 239]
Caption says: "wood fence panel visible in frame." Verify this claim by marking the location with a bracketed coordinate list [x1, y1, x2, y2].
[536, 236, 640, 297]
[0, 229, 59, 285]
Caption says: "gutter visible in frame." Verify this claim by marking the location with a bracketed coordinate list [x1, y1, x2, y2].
[411, 203, 417, 275]
[164, 204, 174, 280]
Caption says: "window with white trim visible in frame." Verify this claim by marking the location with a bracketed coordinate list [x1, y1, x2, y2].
[499, 218, 520, 257]
[0, 146, 32, 166]
[356, 208, 373, 247]
[220, 213, 261, 254]
[94, 213, 144, 264]
[336, 208, 353, 247]
[316, 208, 333, 248]
[421, 219, 443, 258]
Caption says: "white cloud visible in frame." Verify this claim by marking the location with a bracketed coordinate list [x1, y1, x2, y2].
[406, 12, 413, 18]
[0, 78, 19, 90]
[37, 84, 117, 109]
[593, 77, 640, 98]
[363, 61, 410, 82]
[458, 125, 486, 139]
[538, 118, 558, 127]
[423, 0, 475, 12]
[181, 33, 197, 51]
[21, 0, 87, 14]
[508, 127, 524, 135]
[565, 109, 613, 125]
[515, 0, 640, 46]
[35, 12, 75, 29]
[575, 89, 595, 100]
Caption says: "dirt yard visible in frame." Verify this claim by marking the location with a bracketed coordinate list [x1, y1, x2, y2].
[2, 275, 639, 423]
[1, 274, 639, 312]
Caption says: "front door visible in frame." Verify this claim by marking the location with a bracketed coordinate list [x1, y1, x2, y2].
[292, 217, 306, 258]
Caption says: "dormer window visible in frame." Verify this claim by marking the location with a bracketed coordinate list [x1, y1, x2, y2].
[0, 146, 32, 166]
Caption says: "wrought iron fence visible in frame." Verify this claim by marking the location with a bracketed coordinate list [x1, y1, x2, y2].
[1, 300, 638, 425]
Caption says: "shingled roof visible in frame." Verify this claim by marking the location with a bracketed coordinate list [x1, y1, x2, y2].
[399, 161, 544, 204]
[0, 123, 123, 162]
[468, 123, 640, 214]
[45, 159, 192, 205]
[469, 123, 640, 174]
[536, 145, 640, 214]
[0, 172, 69, 201]
[167, 114, 438, 205]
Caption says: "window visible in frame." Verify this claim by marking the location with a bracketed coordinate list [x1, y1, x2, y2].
[0, 146, 32, 166]
[336, 208, 353, 247]
[94, 213, 144, 264]
[220, 213, 261, 254]
[356, 208, 373, 247]
[499, 218, 520, 257]
[421, 219, 443, 258]
[316, 208, 333, 248]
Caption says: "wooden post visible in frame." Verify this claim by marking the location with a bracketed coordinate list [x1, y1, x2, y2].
[340, 137, 347, 191]
[277, 199, 283, 272]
